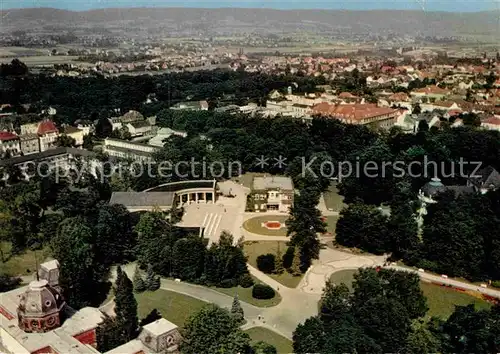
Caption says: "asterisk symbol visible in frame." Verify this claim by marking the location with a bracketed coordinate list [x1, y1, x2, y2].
[255, 155, 269, 169]
[273, 155, 287, 168]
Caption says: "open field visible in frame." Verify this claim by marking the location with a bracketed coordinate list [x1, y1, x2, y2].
[245, 327, 293, 354]
[213, 276, 282, 308]
[0, 242, 52, 277]
[328, 269, 493, 318]
[136, 289, 207, 327]
[244, 241, 303, 288]
[0, 54, 87, 66]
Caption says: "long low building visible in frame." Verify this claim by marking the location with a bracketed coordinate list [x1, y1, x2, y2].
[103, 138, 160, 162]
[312, 103, 398, 130]
[109, 180, 218, 212]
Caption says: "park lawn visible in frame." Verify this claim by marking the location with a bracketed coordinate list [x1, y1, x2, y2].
[328, 270, 493, 318]
[244, 241, 303, 288]
[0, 242, 52, 277]
[420, 281, 492, 318]
[324, 215, 338, 236]
[135, 290, 207, 327]
[243, 216, 289, 237]
[213, 278, 282, 308]
[245, 327, 293, 354]
[323, 183, 346, 212]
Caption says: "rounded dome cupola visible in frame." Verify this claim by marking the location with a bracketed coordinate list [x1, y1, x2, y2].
[17, 280, 66, 333]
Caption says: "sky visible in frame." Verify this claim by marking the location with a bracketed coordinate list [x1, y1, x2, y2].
[1, 0, 499, 12]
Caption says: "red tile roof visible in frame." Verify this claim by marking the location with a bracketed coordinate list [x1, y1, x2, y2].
[0, 131, 18, 141]
[482, 117, 500, 126]
[37, 120, 58, 135]
[414, 85, 450, 95]
[312, 103, 397, 122]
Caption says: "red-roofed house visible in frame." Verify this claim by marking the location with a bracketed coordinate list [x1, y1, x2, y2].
[0, 131, 20, 157]
[410, 85, 451, 102]
[37, 120, 59, 152]
[312, 103, 398, 130]
[481, 116, 500, 132]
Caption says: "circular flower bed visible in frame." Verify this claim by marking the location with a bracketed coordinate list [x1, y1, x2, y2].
[263, 221, 283, 229]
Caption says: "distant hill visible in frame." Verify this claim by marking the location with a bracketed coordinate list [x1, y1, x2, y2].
[1, 7, 499, 39]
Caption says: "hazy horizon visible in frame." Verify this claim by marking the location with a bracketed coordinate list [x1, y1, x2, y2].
[1, 0, 499, 12]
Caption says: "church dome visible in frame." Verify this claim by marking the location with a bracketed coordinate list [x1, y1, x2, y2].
[18, 280, 66, 333]
[421, 177, 446, 197]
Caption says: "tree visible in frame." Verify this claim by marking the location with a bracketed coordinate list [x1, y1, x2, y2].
[252, 341, 277, 354]
[172, 236, 206, 281]
[290, 248, 302, 276]
[274, 245, 284, 275]
[293, 317, 327, 354]
[96, 315, 122, 352]
[231, 294, 245, 324]
[114, 266, 138, 342]
[145, 264, 160, 291]
[140, 308, 162, 327]
[286, 187, 326, 269]
[256, 254, 275, 273]
[52, 217, 109, 309]
[133, 265, 146, 293]
[336, 203, 390, 255]
[55, 134, 76, 147]
[95, 116, 113, 139]
[0, 273, 21, 292]
[181, 304, 252, 354]
[413, 102, 422, 115]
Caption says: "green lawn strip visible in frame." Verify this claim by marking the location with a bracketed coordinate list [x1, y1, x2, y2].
[135, 289, 207, 327]
[245, 327, 293, 354]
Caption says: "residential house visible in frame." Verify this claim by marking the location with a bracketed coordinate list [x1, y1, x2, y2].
[62, 126, 85, 146]
[37, 120, 59, 152]
[481, 116, 500, 132]
[337, 92, 362, 104]
[312, 103, 398, 130]
[126, 120, 155, 137]
[248, 176, 294, 212]
[0, 131, 21, 158]
[410, 85, 451, 103]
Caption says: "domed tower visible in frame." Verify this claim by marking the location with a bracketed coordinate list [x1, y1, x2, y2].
[17, 280, 66, 333]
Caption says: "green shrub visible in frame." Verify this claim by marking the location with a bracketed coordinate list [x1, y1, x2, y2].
[239, 274, 254, 288]
[256, 254, 276, 273]
[219, 278, 236, 288]
[491, 280, 500, 289]
[252, 284, 275, 300]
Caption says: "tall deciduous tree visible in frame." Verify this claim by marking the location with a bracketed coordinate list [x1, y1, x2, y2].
[336, 203, 390, 255]
[181, 304, 252, 354]
[52, 217, 109, 309]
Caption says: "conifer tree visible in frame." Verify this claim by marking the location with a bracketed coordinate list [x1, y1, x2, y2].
[115, 266, 138, 342]
[146, 264, 160, 291]
[133, 265, 146, 293]
[231, 294, 245, 324]
[290, 248, 302, 276]
[274, 245, 284, 275]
